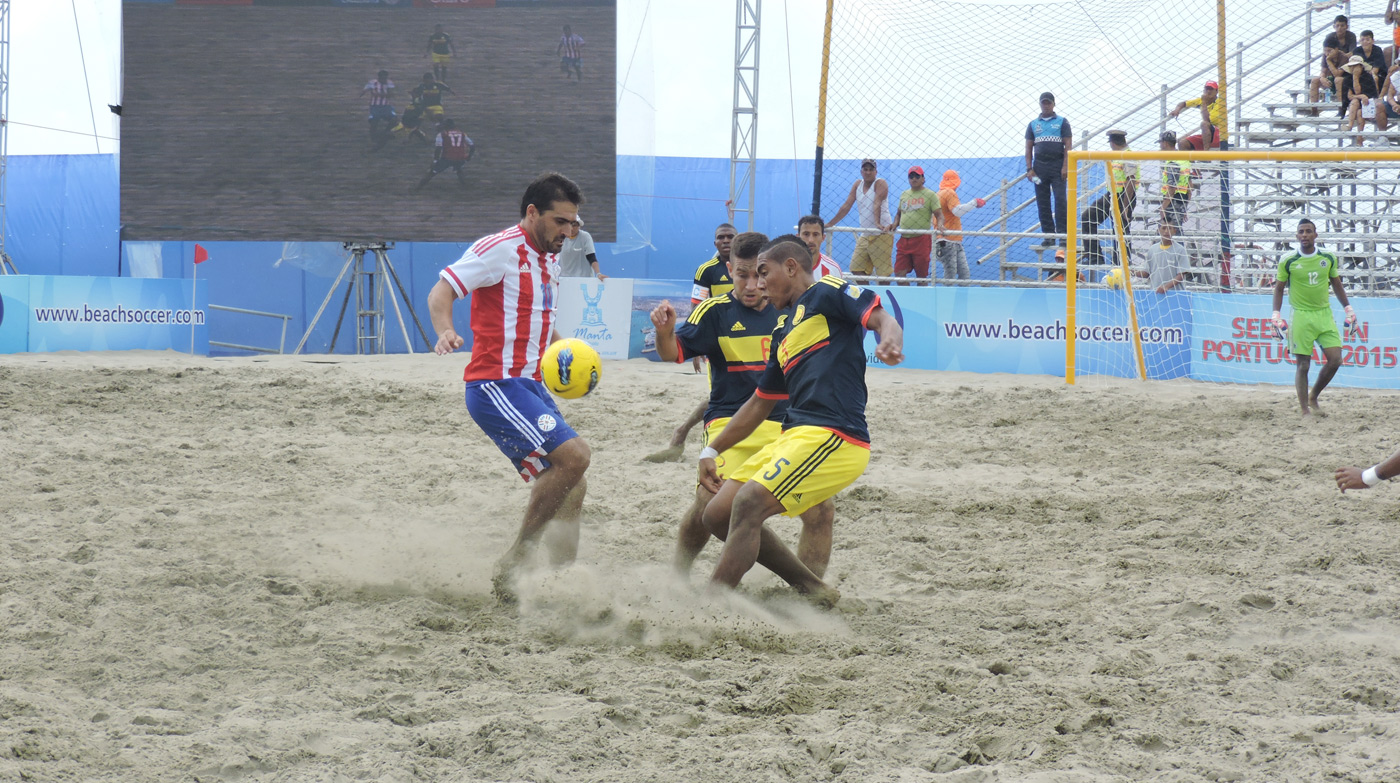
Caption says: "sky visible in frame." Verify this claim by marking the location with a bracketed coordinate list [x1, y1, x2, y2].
[9, 0, 1367, 161]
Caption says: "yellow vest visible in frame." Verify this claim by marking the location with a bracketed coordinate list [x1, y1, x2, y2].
[1160, 160, 1192, 195]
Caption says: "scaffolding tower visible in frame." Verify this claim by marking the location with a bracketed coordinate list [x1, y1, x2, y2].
[728, 0, 759, 232]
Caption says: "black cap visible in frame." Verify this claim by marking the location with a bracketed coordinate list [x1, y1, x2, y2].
[1039, 92, 1055, 103]
[1106, 129, 1128, 140]
[1159, 130, 1177, 144]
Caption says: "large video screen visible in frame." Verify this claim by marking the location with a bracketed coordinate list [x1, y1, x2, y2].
[121, 0, 615, 243]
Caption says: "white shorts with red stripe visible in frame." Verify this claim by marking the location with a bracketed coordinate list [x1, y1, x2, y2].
[465, 377, 578, 482]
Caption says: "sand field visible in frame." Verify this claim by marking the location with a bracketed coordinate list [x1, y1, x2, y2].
[2, 351, 1399, 782]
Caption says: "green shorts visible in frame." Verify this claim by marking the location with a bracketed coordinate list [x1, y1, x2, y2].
[1290, 307, 1341, 355]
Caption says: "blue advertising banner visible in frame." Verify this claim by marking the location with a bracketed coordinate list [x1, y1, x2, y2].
[931, 286, 1068, 376]
[856, 285, 1190, 379]
[25, 276, 209, 354]
[858, 285, 938, 371]
[1191, 293, 1400, 389]
[0, 276, 30, 353]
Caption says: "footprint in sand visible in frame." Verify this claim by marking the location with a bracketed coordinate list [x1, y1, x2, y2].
[1239, 593, 1275, 610]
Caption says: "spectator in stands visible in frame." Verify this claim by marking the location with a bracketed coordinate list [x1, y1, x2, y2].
[1310, 15, 1357, 108]
[1078, 130, 1138, 269]
[827, 159, 893, 280]
[935, 169, 986, 281]
[1025, 92, 1072, 260]
[558, 217, 605, 279]
[1168, 81, 1226, 150]
[1383, 60, 1400, 118]
[1158, 131, 1192, 229]
[890, 166, 940, 285]
[1341, 54, 1385, 144]
[1357, 30, 1389, 86]
[1387, 0, 1400, 73]
[1136, 222, 1188, 294]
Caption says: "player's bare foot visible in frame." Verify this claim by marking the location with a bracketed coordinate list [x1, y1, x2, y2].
[642, 443, 685, 463]
[799, 584, 841, 609]
[491, 549, 528, 604]
[669, 425, 691, 448]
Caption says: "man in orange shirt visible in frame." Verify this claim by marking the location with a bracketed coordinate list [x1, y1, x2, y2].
[935, 170, 986, 281]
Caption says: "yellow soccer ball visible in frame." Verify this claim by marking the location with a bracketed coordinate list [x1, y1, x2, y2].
[1103, 268, 1124, 289]
[541, 338, 601, 399]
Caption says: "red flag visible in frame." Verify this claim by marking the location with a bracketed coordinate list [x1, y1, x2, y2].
[194, 244, 210, 264]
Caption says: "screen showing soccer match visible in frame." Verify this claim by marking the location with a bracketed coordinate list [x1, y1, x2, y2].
[120, 0, 616, 243]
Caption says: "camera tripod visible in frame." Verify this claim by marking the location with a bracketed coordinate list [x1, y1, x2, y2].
[293, 242, 431, 355]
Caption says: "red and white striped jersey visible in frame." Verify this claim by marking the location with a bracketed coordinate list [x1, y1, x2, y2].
[436, 129, 473, 160]
[559, 34, 585, 59]
[814, 252, 844, 279]
[364, 79, 394, 106]
[440, 225, 560, 383]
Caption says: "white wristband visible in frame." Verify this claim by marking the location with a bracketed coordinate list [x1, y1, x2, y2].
[1271, 310, 1281, 320]
[1345, 305, 1356, 317]
[699, 446, 719, 460]
[1363, 466, 1383, 487]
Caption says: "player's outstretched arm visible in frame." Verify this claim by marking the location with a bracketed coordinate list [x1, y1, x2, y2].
[698, 393, 777, 492]
[427, 279, 465, 354]
[649, 300, 680, 361]
[865, 307, 905, 366]
[1337, 447, 1400, 492]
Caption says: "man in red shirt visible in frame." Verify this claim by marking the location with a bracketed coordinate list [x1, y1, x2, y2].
[426, 172, 589, 601]
[414, 118, 475, 191]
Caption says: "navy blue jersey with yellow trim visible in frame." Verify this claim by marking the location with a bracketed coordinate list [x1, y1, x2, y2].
[691, 256, 733, 303]
[676, 293, 788, 424]
[757, 276, 881, 443]
[413, 81, 448, 108]
[429, 32, 453, 55]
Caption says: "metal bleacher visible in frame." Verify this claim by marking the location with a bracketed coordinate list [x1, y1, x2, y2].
[968, 2, 1400, 295]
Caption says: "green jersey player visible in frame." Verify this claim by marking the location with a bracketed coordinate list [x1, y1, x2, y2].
[1271, 218, 1357, 416]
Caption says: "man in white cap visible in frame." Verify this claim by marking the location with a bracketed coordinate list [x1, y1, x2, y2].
[557, 216, 605, 279]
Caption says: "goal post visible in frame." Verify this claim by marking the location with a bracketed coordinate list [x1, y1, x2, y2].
[1066, 148, 1400, 386]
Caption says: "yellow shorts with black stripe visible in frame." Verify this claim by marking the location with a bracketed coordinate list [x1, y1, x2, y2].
[728, 425, 870, 516]
[424, 104, 445, 118]
[704, 417, 781, 480]
[431, 53, 452, 65]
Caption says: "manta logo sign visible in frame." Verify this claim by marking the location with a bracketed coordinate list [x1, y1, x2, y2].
[572, 282, 615, 348]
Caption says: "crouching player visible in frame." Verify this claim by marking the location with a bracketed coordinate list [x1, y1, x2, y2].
[650, 232, 836, 578]
[698, 234, 904, 604]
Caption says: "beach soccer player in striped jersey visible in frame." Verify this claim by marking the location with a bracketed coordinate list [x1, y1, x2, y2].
[1271, 219, 1358, 417]
[360, 70, 396, 144]
[427, 172, 590, 600]
[697, 235, 904, 604]
[796, 215, 845, 279]
[650, 232, 836, 579]
[557, 25, 585, 81]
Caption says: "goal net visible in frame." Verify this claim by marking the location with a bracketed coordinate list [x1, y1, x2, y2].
[1067, 150, 1400, 389]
